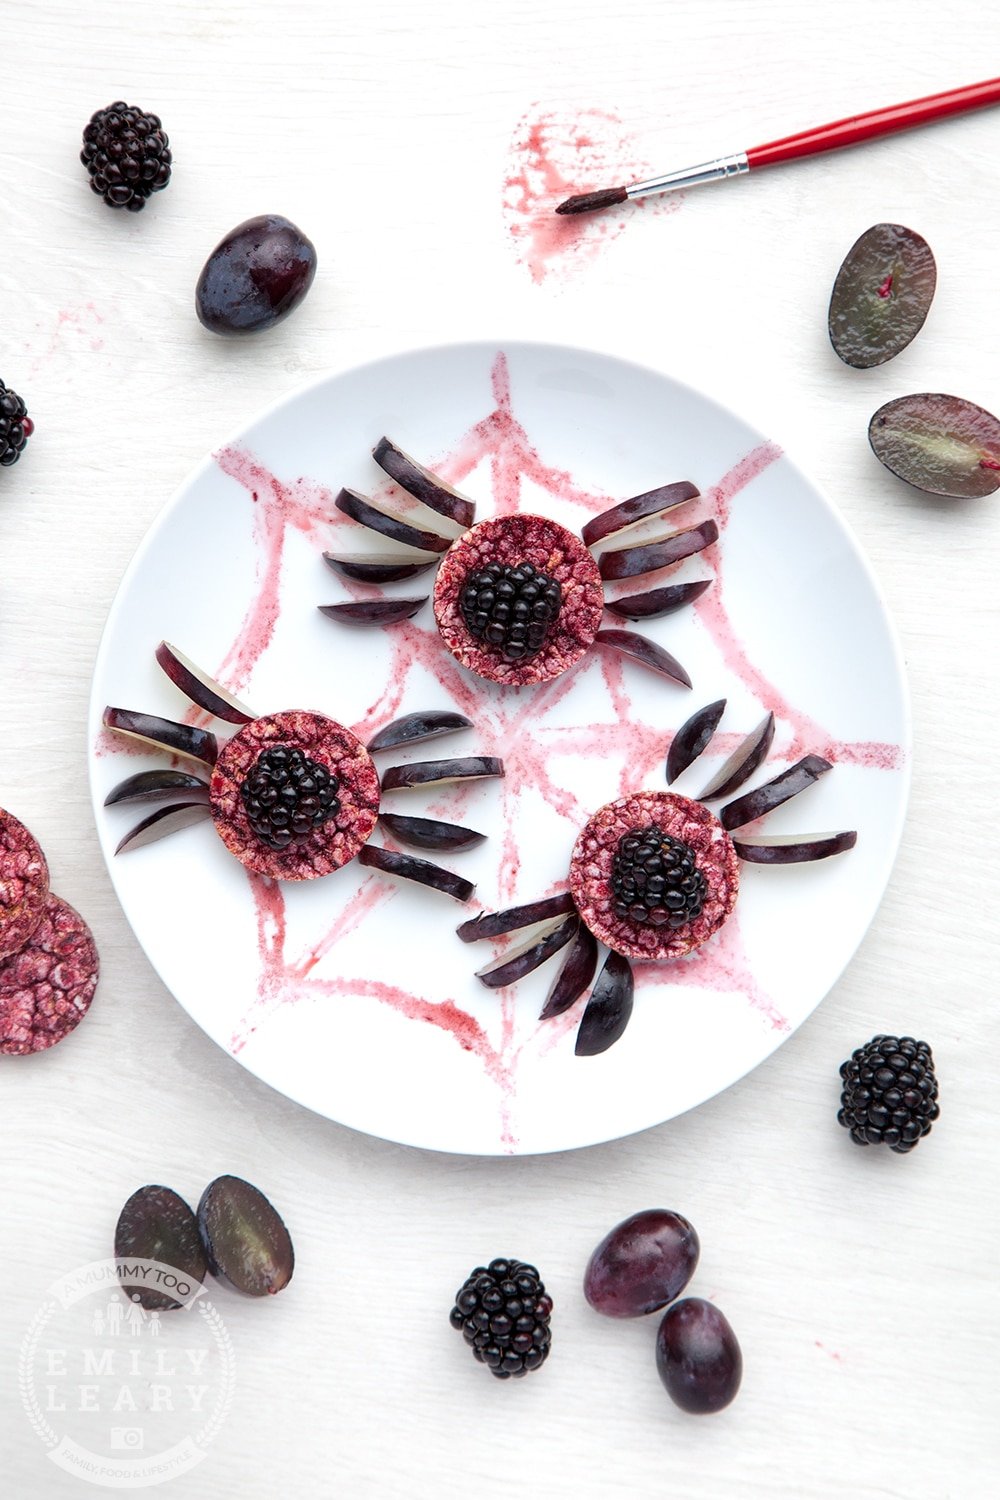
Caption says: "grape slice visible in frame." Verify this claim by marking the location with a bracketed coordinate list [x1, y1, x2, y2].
[379, 756, 504, 790]
[367, 710, 472, 753]
[869, 392, 1000, 498]
[829, 223, 936, 368]
[666, 699, 726, 784]
[197, 1175, 294, 1297]
[322, 551, 439, 583]
[377, 812, 485, 852]
[603, 579, 711, 620]
[575, 950, 634, 1056]
[539, 923, 598, 1020]
[733, 829, 857, 863]
[115, 802, 213, 854]
[103, 707, 219, 768]
[335, 486, 454, 553]
[373, 436, 476, 529]
[357, 844, 475, 902]
[456, 892, 577, 943]
[582, 480, 699, 548]
[475, 915, 579, 988]
[104, 769, 211, 806]
[697, 712, 776, 800]
[594, 630, 692, 688]
[318, 597, 428, 626]
[115, 1185, 209, 1311]
[584, 1209, 700, 1318]
[720, 754, 832, 831]
[656, 1298, 743, 1414]
[597, 520, 719, 581]
[155, 641, 256, 724]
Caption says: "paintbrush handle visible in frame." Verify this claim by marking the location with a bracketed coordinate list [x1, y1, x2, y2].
[747, 76, 1000, 169]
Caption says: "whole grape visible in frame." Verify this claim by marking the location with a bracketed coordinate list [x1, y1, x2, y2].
[655, 1298, 742, 1414]
[196, 215, 317, 335]
[583, 1208, 699, 1318]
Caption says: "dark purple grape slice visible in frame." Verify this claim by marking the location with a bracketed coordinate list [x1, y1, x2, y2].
[829, 223, 936, 368]
[582, 480, 699, 548]
[318, 597, 428, 626]
[367, 709, 473, 753]
[720, 754, 833, 831]
[104, 769, 211, 806]
[357, 844, 475, 902]
[378, 811, 485, 852]
[197, 1176, 294, 1296]
[666, 699, 726, 784]
[373, 436, 476, 529]
[697, 712, 776, 800]
[604, 579, 711, 620]
[115, 1185, 209, 1311]
[115, 801, 213, 854]
[575, 950, 634, 1056]
[323, 551, 439, 584]
[597, 520, 719, 581]
[595, 630, 692, 688]
[456, 891, 577, 943]
[103, 707, 219, 767]
[869, 392, 1000, 498]
[656, 1298, 742, 1414]
[336, 486, 453, 553]
[539, 923, 598, 1019]
[584, 1209, 700, 1318]
[379, 756, 504, 790]
[733, 829, 857, 863]
[155, 642, 256, 724]
[476, 915, 578, 988]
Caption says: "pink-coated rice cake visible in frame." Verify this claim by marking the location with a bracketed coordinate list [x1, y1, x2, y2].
[0, 893, 99, 1055]
[569, 791, 740, 961]
[0, 808, 50, 962]
[433, 514, 604, 686]
[210, 710, 380, 880]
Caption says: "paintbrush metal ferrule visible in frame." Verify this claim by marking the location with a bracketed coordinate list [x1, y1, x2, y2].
[556, 151, 749, 215]
[626, 151, 750, 199]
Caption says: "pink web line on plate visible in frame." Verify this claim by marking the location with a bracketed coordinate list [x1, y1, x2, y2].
[193, 350, 900, 1146]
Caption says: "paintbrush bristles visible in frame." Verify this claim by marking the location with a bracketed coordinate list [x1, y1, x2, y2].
[554, 186, 629, 216]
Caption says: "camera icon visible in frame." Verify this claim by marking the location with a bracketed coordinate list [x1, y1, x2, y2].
[109, 1426, 145, 1451]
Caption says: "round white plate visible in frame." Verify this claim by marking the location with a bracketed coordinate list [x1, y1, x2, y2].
[88, 341, 909, 1155]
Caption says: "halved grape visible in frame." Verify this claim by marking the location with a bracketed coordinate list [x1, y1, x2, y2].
[197, 1175, 294, 1297]
[869, 393, 1000, 497]
[829, 223, 936, 368]
[584, 1209, 699, 1318]
[656, 1298, 742, 1414]
[114, 1185, 209, 1310]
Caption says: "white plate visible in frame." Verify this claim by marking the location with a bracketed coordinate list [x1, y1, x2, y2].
[88, 341, 909, 1156]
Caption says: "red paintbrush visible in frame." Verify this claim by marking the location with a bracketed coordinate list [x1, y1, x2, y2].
[555, 77, 1000, 215]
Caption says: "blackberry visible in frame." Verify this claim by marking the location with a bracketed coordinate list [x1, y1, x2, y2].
[81, 102, 172, 212]
[0, 381, 32, 468]
[611, 824, 706, 928]
[449, 1258, 553, 1379]
[459, 561, 561, 663]
[838, 1035, 940, 1152]
[239, 746, 340, 851]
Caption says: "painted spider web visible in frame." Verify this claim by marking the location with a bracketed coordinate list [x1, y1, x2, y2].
[189, 352, 902, 1144]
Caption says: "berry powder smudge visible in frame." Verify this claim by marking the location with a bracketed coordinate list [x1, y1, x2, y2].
[503, 105, 682, 285]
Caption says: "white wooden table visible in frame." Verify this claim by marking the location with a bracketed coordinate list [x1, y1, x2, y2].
[2, 2, 998, 1495]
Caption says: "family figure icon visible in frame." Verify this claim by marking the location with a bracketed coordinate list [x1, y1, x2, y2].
[90, 1296, 162, 1339]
